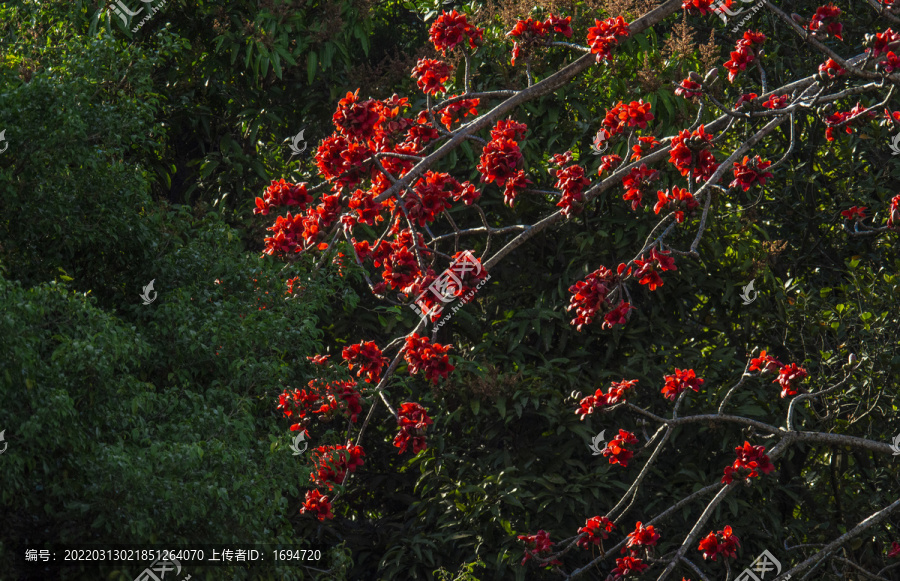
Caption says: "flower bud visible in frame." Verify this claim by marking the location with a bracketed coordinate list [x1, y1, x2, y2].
[689, 71, 703, 82]
[704, 68, 719, 82]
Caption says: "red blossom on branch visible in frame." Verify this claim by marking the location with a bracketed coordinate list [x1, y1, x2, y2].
[841, 206, 867, 221]
[724, 31, 766, 83]
[622, 163, 660, 210]
[310, 443, 365, 490]
[661, 368, 704, 400]
[633, 248, 677, 291]
[888, 541, 900, 558]
[749, 350, 783, 374]
[394, 402, 433, 454]
[567, 266, 621, 330]
[654, 186, 699, 223]
[888, 194, 900, 229]
[429, 10, 483, 54]
[697, 526, 740, 560]
[603, 429, 640, 467]
[405, 333, 455, 383]
[299, 489, 334, 521]
[578, 516, 616, 548]
[587, 16, 630, 62]
[411, 58, 451, 95]
[517, 530, 560, 566]
[808, 4, 843, 40]
[576, 379, 639, 419]
[342, 341, 387, 383]
[553, 163, 592, 217]
[731, 155, 774, 191]
[611, 555, 649, 577]
[723, 441, 774, 484]
[669, 125, 719, 182]
[775, 362, 808, 397]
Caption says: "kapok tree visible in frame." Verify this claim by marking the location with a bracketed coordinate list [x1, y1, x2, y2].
[256, 1, 900, 578]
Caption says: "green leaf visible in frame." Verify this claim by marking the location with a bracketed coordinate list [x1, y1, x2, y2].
[307, 51, 318, 85]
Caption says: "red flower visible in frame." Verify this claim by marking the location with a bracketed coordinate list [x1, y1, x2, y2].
[429, 10, 483, 54]
[478, 137, 523, 186]
[775, 362, 808, 397]
[603, 429, 639, 467]
[870, 28, 900, 57]
[567, 266, 619, 330]
[603, 100, 655, 134]
[503, 170, 531, 207]
[626, 521, 660, 551]
[348, 189, 384, 226]
[587, 16, 630, 63]
[405, 171, 457, 226]
[654, 186, 699, 223]
[762, 94, 790, 109]
[310, 443, 365, 489]
[405, 333, 455, 383]
[808, 4, 843, 40]
[394, 402, 433, 454]
[599, 154, 623, 174]
[879, 51, 900, 74]
[661, 368, 704, 400]
[669, 125, 719, 182]
[411, 58, 451, 95]
[603, 301, 634, 329]
[576, 379, 638, 419]
[315, 135, 373, 190]
[518, 530, 560, 566]
[681, 0, 718, 15]
[698, 526, 740, 561]
[888, 194, 900, 229]
[254, 179, 311, 215]
[749, 350, 783, 374]
[554, 163, 592, 217]
[622, 164, 660, 210]
[723, 441, 774, 484]
[507, 17, 549, 66]
[299, 489, 334, 521]
[307, 354, 330, 365]
[491, 119, 528, 141]
[841, 206, 867, 221]
[437, 96, 480, 130]
[333, 90, 380, 141]
[734, 93, 758, 110]
[342, 341, 387, 383]
[578, 516, 616, 549]
[611, 555, 649, 577]
[631, 136, 660, 161]
[818, 58, 847, 79]
[633, 248, 677, 291]
[888, 541, 900, 558]
[675, 78, 702, 99]
[731, 155, 774, 191]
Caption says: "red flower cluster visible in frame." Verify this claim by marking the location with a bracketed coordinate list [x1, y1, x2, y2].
[870, 29, 900, 57]
[277, 379, 364, 431]
[438, 96, 480, 130]
[577, 516, 616, 549]
[654, 186, 699, 223]
[394, 402, 433, 454]
[723, 31, 766, 83]
[567, 266, 632, 330]
[507, 14, 573, 65]
[587, 16, 630, 62]
[429, 10, 483, 54]
[478, 133, 524, 187]
[878, 51, 900, 74]
[661, 368, 704, 400]
[889, 541, 900, 558]
[669, 125, 718, 182]
[841, 206, 867, 221]
[824, 103, 876, 141]
[734, 93, 758, 110]
[333, 89, 381, 141]
[697, 526, 740, 560]
[807, 4, 843, 40]
[342, 341, 387, 383]
[404, 171, 467, 226]
[603, 100, 655, 135]
[889, 194, 900, 229]
[722, 441, 774, 484]
[299, 489, 334, 521]
[411, 58, 451, 95]
[576, 379, 639, 419]
[611, 555, 649, 578]
[310, 443, 365, 489]
[553, 163, 592, 217]
[603, 429, 639, 467]
[762, 94, 790, 110]
[633, 248, 677, 291]
[254, 179, 311, 216]
[405, 333, 454, 383]
[776, 362, 808, 397]
[315, 134, 372, 190]
[731, 155, 774, 191]
[517, 530, 560, 566]
[622, 164, 660, 210]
